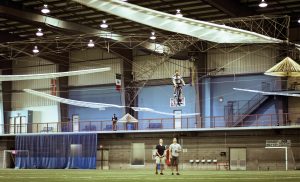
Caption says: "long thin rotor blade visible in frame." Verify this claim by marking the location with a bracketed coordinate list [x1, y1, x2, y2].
[24, 89, 199, 116]
[73, 0, 283, 44]
[0, 67, 110, 81]
[23, 89, 124, 108]
[131, 107, 200, 116]
[233, 88, 300, 97]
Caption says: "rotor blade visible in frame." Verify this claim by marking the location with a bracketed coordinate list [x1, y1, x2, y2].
[73, 0, 283, 44]
[24, 89, 199, 116]
[131, 107, 199, 116]
[0, 67, 111, 81]
[233, 88, 300, 97]
[23, 89, 125, 108]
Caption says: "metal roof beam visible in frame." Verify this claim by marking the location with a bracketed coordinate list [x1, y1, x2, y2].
[289, 27, 300, 42]
[0, 5, 169, 56]
[202, 0, 255, 17]
[0, 31, 22, 43]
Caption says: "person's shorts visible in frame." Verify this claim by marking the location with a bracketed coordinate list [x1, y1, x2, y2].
[171, 156, 179, 166]
[155, 156, 166, 164]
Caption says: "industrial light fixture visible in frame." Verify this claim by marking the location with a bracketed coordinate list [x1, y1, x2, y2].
[149, 32, 156, 40]
[41, 4, 50, 14]
[218, 97, 224, 103]
[36, 28, 43, 37]
[32, 46, 39, 54]
[175, 9, 183, 17]
[258, 0, 268, 8]
[298, 18, 300, 24]
[87, 40, 95, 47]
[100, 20, 108, 29]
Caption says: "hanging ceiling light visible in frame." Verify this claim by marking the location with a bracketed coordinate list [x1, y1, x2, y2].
[32, 46, 39, 54]
[175, 9, 183, 17]
[41, 4, 50, 14]
[259, 0, 268, 8]
[87, 40, 95, 47]
[298, 18, 300, 24]
[149, 32, 156, 40]
[35, 28, 43, 37]
[100, 20, 108, 29]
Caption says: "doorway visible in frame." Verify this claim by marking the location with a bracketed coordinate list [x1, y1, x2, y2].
[230, 148, 246, 170]
[131, 143, 145, 165]
[97, 148, 109, 170]
[3, 150, 15, 168]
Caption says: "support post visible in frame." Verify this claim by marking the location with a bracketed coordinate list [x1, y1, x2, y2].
[57, 53, 70, 123]
[121, 50, 136, 117]
[193, 48, 207, 128]
[1, 61, 12, 133]
[285, 147, 288, 171]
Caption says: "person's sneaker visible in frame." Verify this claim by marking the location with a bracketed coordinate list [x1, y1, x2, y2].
[171, 173, 174, 175]
[176, 173, 180, 175]
[155, 172, 158, 175]
[160, 173, 164, 175]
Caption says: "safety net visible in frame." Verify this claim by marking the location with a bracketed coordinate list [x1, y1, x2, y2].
[15, 133, 97, 169]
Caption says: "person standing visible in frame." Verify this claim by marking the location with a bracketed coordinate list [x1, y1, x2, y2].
[169, 138, 182, 175]
[112, 114, 118, 131]
[155, 139, 166, 175]
[172, 70, 186, 105]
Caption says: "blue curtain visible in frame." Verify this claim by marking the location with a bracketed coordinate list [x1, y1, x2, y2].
[15, 133, 97, 169]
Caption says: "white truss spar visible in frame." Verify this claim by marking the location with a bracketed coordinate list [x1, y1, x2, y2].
[23, 89, 125, 108]
[233, 88, 300, 97]
[24, 89, 199, 116]
[73, 0, 283, 44]
[0, 67, 110, 81]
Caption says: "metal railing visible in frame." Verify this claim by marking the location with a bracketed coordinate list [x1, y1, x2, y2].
[1, 113, 300, 134]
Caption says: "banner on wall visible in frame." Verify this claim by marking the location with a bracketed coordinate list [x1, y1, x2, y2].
[170, 97, 185, 107]
[115, 74, 121, 91]
[50, 79, 57, 96]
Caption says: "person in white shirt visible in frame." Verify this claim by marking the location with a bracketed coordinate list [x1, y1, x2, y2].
[172, 70, 185, 105]
[169, 138, 182, 175]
